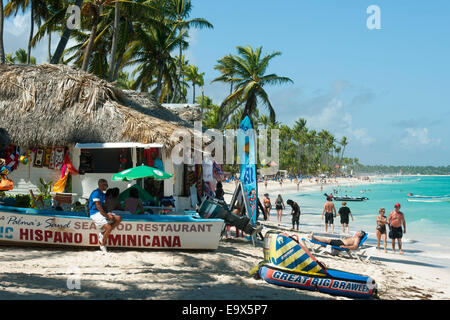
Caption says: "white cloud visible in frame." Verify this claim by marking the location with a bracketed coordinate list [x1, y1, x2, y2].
[5, 13, 29, 37]
[300, 87, 375, 146]
[400, 127, 441, 149]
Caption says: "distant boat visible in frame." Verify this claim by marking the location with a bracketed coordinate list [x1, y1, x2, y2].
[324, 193, 369, 202]
[406, 193, 450, 202]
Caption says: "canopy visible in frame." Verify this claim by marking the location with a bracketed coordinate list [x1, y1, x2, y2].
[112, 165, 172, 181]
[118, 184, 155, 202]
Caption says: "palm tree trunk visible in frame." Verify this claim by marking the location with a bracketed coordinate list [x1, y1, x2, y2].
[155, 61, 164, 101]
[192, 83, 195, 104]
[0, 1, 5, 64]
[27, 0, 34, 65]
[81, 8, 100, 72]
[51, 0, 84, 64]
[108, 1, 120, 82]
[48, 32, 52, 62]
[178, 25, 183, 102]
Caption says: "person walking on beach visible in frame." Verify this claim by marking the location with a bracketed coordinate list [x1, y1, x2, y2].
[322, 196, 336, 233]
[89, 179, 122, 253]
[376, 208, 388, 252]
[275, 194, 285, 224]
[287, 199, 301, 231]
[388, 203, 406, 254]
[263, 193, 271, 221]
[337, 201, 353, 234]
[215, 181, 225, 201]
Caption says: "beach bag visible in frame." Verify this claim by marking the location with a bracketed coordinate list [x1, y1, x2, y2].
[0, 175, 14, 191]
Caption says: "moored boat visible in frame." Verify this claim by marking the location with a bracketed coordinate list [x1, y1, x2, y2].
[324, 193, 369, 202]
[0, 205, 224, 250]
[406, 193, 450, 202]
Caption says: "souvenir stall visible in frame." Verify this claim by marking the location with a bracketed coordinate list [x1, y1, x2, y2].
[71, 142, 176, 207]
[0, 144, 79, 209]
[183, 155, 225, 210]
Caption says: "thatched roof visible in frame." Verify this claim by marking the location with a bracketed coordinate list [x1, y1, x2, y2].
[0, 64, 193, 151]
[162, 104, 202, 123]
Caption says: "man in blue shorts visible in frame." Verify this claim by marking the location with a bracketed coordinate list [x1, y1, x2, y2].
[89, 179, 122, 252]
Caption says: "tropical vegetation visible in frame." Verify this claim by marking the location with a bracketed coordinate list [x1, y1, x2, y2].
[0, 0, 362, 176]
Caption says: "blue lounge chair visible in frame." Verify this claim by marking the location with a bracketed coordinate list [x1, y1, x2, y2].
[301, 233, 373, 262]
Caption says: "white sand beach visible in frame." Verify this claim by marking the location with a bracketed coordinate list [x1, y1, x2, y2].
[0, 177, 449, 300]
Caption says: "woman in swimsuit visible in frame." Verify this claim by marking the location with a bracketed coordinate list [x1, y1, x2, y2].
[275, 194, 285, 224]
[376, 208, 388, 252]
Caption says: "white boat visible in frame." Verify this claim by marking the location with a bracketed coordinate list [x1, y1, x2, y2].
[406, 194, 450, 203]
[0, 205, 224, 250]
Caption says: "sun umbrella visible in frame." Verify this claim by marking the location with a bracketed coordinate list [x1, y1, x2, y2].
[118, 184, 155, 202]
[112, 165, 172, 181]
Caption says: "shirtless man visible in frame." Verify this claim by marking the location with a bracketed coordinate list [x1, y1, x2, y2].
[388, 203, 406, 254]
[322, 197, 336, 233]
[310, 230, 366, 250]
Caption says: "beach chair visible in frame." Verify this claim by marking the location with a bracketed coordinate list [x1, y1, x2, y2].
[301, 233, 373, 263]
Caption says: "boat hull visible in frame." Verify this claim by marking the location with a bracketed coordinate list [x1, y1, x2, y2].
[259, 265, 376, 299]
[0, 205, 224, 250]
[407, 195, 450, 202]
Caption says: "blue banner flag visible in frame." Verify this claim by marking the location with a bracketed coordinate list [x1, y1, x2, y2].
[238, 116, 258, 226]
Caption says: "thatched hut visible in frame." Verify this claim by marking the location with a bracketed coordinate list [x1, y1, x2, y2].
[0, 128, 9, 147]
[0, 64, 197, 209]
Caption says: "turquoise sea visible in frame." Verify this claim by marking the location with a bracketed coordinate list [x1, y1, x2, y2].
[275, 176, 450, 265]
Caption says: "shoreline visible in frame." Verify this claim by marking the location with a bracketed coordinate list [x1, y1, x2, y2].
[0, 176, 448, 300]
[223, 176, 450, 299]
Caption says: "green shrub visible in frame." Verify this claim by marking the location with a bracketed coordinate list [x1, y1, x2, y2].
[15, 194, 32, 208]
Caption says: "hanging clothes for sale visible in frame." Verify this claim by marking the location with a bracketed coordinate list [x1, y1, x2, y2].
[154, 157, 164, 172]
[213, 160, 225, 181]
[195, 164, 203, 200]
[2, 145, 20, 174]
[144, 147, 158, 167]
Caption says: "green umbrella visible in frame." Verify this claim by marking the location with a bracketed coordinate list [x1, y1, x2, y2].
[118, 184, 155, 202]
[112, 165, 173, 181]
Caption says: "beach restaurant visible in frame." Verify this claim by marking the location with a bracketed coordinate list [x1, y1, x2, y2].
[0, 64, 210, 212]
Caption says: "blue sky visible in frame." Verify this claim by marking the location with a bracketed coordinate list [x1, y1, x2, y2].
[2, 0, 450, 166]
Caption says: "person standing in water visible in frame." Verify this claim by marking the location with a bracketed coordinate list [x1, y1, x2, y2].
[388, 203, 406, 254]
[275, 194, 285, 224]
[337, 201, 353, 234]
[376, 208, 388, 252]
[322, 196, 336, 233]
[287, 199, 301, 231]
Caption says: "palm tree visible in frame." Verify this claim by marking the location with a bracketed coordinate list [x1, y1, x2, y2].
[80, 0, 106, 71]
[7, 48, 36, 64]
[212, 45, 293, 126]
[0, 0, 5, 64]
[4, 0, 35, 64]
[258, 114, 270, 129]
[339, 136, 348, 162]
[31, 0, 69, 62]
[165, 0, 213, 102]
[183, 64, 204, 104]
[213, 54, 236, 95]
[124, 21, 187, 101]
